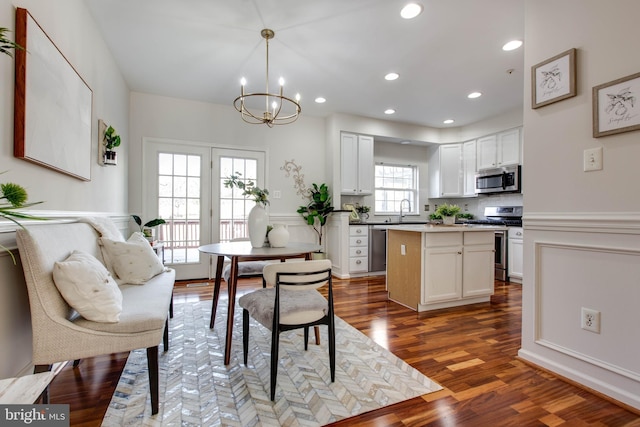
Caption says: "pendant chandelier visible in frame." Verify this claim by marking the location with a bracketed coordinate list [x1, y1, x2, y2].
[233, 29, 301, 127]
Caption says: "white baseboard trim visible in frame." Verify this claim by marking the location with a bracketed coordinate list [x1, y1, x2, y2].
[518, 349, 640, 410]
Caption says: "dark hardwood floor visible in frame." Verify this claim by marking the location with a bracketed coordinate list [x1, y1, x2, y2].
[48, 276, 640, 426]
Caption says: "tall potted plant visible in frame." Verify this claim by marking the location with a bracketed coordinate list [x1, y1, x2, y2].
[297, 183, 334, 255]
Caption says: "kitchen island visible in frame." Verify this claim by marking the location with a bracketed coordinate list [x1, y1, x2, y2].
[383, 224, 506, 312]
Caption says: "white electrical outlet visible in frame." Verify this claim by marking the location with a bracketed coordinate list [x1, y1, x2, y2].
[581, 307, 601, 333]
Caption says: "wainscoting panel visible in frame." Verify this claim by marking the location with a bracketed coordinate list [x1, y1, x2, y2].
[534, 241, 640, 381]
[520, 212, 640, 410]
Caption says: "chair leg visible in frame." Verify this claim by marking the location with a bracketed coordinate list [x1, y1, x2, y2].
[262, 277, 266, 288]
[314, 326, 321, 345]
[72, 359, 81, 367]
[146, 346, 159, 415]
[304, 327, 309, 351]
[242, 309, 249, 365]
[329, 318, 336, 383]
[163, 318, 169, 351]
[34, 365, 51, 403]
[270, 328, 280, 401]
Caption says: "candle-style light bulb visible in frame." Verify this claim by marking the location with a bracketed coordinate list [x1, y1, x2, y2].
[295, 93, 301, 102]
[240, 77, 246, 86]
[279, 77, 285, 86]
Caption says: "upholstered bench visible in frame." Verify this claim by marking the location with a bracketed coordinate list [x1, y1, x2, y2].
[16, 219, 175, 414]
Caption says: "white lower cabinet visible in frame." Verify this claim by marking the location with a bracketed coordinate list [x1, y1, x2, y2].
[508, 227, 523, 282]
[349, 225, 368, 273]
[421, 231, 494, 309]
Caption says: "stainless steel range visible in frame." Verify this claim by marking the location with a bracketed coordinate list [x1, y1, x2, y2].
[467, 206, 523, 281]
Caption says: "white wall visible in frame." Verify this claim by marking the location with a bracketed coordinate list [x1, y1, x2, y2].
[520, 0, 640, 409]
[128, 92, 327, 237]
[0, 0, 129, 378]
[341, 140, 431, 222]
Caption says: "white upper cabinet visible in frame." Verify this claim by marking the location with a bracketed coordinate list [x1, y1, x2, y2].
[341, 133, 374, 195]
[429, 143, 463, 198]
[476, 128, 521, 170]
[462, 140, 477, 197]
[429, 141, 477, 198]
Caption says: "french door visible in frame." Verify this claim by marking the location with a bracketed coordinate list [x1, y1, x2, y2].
[143, 139, 265, 280]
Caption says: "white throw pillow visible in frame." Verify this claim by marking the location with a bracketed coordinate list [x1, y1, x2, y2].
[100, 232, 165, 285]
[52, 251, 123, 323]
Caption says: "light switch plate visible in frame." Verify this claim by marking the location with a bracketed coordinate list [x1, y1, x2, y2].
[584, 147, 603, 172]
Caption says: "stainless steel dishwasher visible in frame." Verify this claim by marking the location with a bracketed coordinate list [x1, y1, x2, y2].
[368, 226, 387, 272]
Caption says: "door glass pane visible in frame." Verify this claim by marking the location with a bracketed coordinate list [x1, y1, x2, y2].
[219, 156, 258, 242]
[157, 152, 202, 264]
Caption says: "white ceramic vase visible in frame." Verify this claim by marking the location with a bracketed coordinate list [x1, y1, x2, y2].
[268, 223, 289, 248]
[248, 204, 268, 248]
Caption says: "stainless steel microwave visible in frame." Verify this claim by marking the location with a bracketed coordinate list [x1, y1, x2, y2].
[475, 165, 521, 194]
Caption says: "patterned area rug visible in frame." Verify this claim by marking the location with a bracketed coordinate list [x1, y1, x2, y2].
[102, 299, 442, 426]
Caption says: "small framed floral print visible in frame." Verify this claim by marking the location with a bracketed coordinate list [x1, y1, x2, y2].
[531, 48, 576, 109]
[593, 71, 640, 138]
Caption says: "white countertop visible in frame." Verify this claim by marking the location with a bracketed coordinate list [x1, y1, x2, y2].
[377, 224, 508, 233]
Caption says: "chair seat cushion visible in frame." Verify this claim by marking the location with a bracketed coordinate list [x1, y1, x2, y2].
[222, 261, 269, 283]
[239, 288, 328, 329]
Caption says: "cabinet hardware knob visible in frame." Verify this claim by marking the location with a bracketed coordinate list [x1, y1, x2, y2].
[356, 250, 361, 254]
[356, 229, 362, 233]
[356, 239, 361, 243]
[356, 260, 361, 264]
[458, 251, 462, 255]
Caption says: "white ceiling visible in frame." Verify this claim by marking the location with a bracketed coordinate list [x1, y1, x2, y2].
[84, 0, 524, 129]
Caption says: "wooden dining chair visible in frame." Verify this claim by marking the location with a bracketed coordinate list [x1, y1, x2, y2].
[238, 259, 335, 400]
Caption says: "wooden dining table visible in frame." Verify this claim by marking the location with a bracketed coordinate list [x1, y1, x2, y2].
[198, 241, 322, 365]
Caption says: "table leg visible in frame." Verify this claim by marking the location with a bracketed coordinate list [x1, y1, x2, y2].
[224, 256, 239, 365]
[209, 256, 225, 329]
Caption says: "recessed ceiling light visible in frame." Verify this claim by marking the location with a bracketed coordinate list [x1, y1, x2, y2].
[400, 3, 423, 19]
[467, 92, 482, 99]
[384, 109, 396, 115]
[502, 40, 523, 51]
[315, 97, 326, 103]
[385, 72, 399, 81]
[443, 119, 455, 124]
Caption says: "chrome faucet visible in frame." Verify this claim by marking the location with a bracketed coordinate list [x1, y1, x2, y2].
[399, 199, 411, 222]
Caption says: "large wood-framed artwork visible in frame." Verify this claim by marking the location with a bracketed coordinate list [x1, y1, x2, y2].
[14, 7, 93, 181]
[593, 71, 640, 138]
[531, 48, 576, 109]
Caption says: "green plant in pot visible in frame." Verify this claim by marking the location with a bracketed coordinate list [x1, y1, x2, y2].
[434, 203, 461, 225]
[103, 125, 121, 165]
[132, 215, 166, 241]
[297, 183, 334, 254]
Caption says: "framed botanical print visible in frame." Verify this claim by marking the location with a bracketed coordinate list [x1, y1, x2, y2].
[593, 71, 640, 138]
[531, 48, 576, 109]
